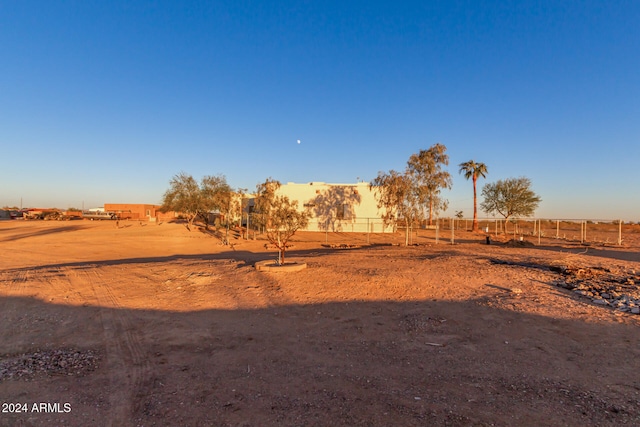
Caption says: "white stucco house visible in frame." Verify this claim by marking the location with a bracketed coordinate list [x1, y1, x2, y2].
[270, 182, 394, 233]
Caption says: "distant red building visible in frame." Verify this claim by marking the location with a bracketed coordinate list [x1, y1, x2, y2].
[104, 204, 178, 222]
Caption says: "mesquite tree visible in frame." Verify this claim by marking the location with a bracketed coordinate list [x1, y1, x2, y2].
[160, 173, 205, 230]
[480, 177, 541, 233]
[160, 172, 235, 232]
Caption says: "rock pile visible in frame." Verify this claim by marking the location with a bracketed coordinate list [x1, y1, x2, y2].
[551, 266, 640, 314]
[321, 243, 361, 249]
[0, 348, 99, 381]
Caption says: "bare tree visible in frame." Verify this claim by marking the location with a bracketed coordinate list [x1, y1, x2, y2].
[480, 177, 541, 233]
[407, 143, 452, 225]
[254, 178, 311, 264]
[458, 160, 488, 232]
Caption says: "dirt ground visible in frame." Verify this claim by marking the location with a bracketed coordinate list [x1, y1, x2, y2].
[1, 220, 639, 426]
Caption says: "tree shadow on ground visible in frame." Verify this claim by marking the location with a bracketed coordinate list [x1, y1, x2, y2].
[0, 225, 88, 242]
[484, 240, 640, 263]
[0, 245, 366, 273]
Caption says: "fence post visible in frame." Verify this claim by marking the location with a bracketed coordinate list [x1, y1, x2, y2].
[435, 218, 439, 244]
[410, 223, 414, 245]
[325, 219, 328, 243]
[367, 217, 370, 245]
[618, 219, 622, 246]
[538, 219, 541, 245]
[556, 220, 559, 239]
[450, 218, 455, 245]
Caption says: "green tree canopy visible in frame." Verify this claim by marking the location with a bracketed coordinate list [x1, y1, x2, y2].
[480, 177, 541, 229]
[201, 175, 244, 242]
[160, 173, 201, 230]
[160, 172, 234, 231]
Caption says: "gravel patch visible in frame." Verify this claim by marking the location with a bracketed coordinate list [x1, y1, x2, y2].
[0, 348, 100, 381]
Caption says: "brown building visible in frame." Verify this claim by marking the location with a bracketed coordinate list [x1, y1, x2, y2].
[104, 204, 177, 222]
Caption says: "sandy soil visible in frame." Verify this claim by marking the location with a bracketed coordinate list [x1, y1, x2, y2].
[1, 220, 639, 426]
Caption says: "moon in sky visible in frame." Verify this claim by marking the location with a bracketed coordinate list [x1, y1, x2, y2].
[297, 139, 301, 144]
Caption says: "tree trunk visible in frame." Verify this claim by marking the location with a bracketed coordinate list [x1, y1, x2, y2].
[428, 198, 434, 226]
[472, 175, 479, 232]
[277, 234, 283, 265]
[404, 223, 409, 246]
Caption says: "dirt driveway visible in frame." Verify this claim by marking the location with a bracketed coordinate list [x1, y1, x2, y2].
[1, 220, 639, 426]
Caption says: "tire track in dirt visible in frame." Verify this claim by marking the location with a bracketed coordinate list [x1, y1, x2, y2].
[76, 267, 151, 427]
[6, 268, 30, 292]
[41, 266, 89, 304]
[0, 269, 33, 357]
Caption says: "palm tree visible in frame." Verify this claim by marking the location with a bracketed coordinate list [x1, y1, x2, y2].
[459, 160, 488, 232]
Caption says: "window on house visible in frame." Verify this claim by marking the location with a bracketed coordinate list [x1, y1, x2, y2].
[336, 204, 352, 220]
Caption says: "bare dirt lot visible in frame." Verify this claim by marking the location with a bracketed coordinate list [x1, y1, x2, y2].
[1, 220, 639, 426]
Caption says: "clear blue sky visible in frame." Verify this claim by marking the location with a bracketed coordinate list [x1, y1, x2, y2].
[1, 1, 638, 220]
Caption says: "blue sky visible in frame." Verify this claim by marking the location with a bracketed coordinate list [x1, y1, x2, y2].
[1, 1, 638, 220]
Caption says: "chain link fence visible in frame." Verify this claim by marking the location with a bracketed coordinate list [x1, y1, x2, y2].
[241, 212, 639, 248]
[424, 218, 638, 247]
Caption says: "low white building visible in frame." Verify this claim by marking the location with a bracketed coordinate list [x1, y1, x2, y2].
[274, 182, 393, 233]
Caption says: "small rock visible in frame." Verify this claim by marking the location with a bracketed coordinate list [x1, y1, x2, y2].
[600, 293, 611, 299]
[592, 298, 608, 306]
[631, 307, 640, 315]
